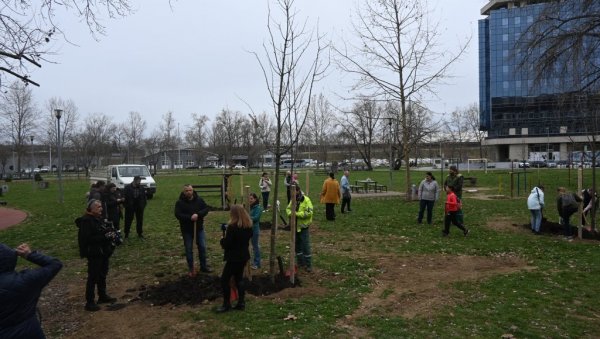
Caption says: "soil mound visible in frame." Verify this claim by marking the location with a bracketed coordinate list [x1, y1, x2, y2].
[517, 218, 600, 239]
[135, 273, 299, 306]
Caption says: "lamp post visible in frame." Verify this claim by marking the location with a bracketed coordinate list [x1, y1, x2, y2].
[546, 127, 550, 162]
[55, 109, 64, 203]
[30, 135, 35, 190]
[387, 118, 393, 189]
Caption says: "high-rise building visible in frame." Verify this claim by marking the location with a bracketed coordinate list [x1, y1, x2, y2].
[479, 0, 600, 163]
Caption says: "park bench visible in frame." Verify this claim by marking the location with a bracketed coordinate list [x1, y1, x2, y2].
[192, 184, 223, 195]
[375, 184, 387, 192]
[464, 177, 477, 187]
[349, 185, 364, 193]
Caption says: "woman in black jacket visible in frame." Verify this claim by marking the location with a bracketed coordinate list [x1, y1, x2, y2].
[216, 204, 253, 313]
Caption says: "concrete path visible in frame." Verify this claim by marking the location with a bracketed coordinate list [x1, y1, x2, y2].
[0, 207, 28, 230]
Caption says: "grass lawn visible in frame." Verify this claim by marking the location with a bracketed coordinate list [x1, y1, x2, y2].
[1, 167, 600, 338]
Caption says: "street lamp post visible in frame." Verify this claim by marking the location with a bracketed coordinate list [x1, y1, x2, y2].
[388, 119, 393, 189]
[546, 127, 550, 162]
[30, 135, 35, 190]
[55, 109, 64, 203]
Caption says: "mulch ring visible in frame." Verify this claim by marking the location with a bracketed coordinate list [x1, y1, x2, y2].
[132, 272, 299, 306]
[516, 217, 600, 240]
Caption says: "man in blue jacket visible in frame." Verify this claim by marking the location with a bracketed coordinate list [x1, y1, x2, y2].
[0, 242, 63, 338]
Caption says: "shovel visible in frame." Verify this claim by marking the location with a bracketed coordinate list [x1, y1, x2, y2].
[276, 200, 288, 226]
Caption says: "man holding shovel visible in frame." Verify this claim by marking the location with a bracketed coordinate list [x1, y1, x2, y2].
[175, 184, 212, 277]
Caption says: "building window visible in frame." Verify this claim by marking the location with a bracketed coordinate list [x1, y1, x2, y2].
[502, 34, 508, 42]
[514, 17, 521, 25]
[502, 18, 508, 27]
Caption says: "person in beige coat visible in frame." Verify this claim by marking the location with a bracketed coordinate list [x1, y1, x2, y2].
[320, 172, 341, 221]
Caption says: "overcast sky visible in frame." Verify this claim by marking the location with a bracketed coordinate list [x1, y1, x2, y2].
[28, 0, 488, 132]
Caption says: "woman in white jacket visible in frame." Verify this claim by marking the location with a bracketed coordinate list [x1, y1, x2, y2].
[417, 172, 440, 224]
[527, 185, 545, 234]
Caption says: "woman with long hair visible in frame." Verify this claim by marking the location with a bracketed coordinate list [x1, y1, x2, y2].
[216, 205, 253, 312]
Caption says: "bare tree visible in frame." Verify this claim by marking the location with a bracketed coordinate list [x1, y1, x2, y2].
[214, 109, 245, 166]
[337, 99, 383, 170]
[334, 0, 468, 199]
[0, 81, 39, 172]
[70, 113, 114, 175]
[121, 111, 147, 163]
[43, 97, 79, 168]
[248, 111, 276, 168]
[253, 0, 327, 281]
[305, 93, 335, 165]
[143, 129, 163, 175]
[461, 103, 488, 159]
[185, 113, 210, 167]
[0, 143, 9, 175]
[0, 0, 134, 86]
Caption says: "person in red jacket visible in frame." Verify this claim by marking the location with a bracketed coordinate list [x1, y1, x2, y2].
[443, 185, 469, 237]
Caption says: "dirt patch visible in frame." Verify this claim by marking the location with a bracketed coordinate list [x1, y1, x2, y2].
[337, 253, 534, 334]
[464, 187, 512, 200]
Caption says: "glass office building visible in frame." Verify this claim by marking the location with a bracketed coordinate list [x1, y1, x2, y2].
[479, 0, 599, 162]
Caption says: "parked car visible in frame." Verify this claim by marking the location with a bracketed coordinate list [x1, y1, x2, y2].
[530, 161, 547, 168]
[233, 164, 246, 169]
[518, 161, 530, 168]
[40, 166, 50, 173]
[547, 161, 557, 168]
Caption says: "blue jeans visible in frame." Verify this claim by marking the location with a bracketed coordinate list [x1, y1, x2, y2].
[181, 226, 207, 271]
[262, 192, 270, 210]
[252, 225, 261, 267]
[418, 200, 435, 224]
[530, 209, 542, 232]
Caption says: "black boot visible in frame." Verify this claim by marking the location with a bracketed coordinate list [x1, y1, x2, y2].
[85, 302, 101, 311]
[98, 294, 117, 304]
[216, 304, 231, 313]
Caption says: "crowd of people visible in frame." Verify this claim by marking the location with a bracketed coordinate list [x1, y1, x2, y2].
[10, 164, 594, 336]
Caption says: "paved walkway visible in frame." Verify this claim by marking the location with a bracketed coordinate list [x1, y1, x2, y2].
[0, 207, 28, 230]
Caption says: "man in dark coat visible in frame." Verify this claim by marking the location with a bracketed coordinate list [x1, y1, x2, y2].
[123, 175, 147, 239]
[76, 199, 117, 311]
[0, 242, 62, 338]
[174, 184, 212, 276]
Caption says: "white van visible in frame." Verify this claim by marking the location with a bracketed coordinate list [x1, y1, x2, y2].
[90, 164, 157, 199]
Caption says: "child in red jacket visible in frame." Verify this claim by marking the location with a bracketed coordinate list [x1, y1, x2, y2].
[443, 185, 469, 237]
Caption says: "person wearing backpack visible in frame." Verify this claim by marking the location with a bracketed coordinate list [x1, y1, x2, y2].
[527, 185, 545, 235]
[556, 187, 582, 240]
[442, 185, 469, 237]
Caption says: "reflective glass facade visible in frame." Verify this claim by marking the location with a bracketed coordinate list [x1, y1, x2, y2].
[478, 1, 590, 139]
